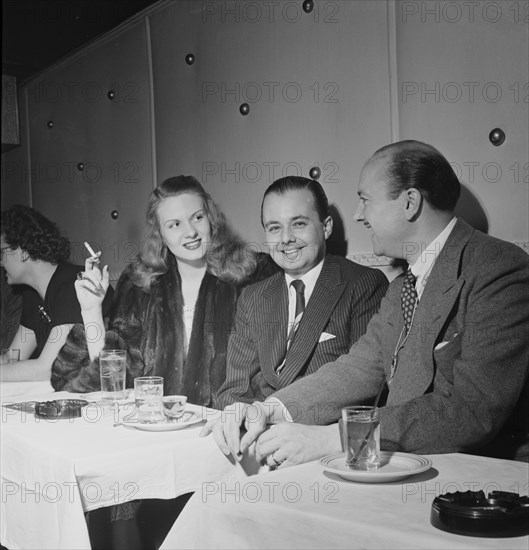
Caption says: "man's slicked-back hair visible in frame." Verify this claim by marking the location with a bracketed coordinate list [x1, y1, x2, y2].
[261, 176, 329, 225]
[369, 140, 461, 212]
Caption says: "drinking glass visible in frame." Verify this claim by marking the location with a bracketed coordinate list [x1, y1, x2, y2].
[1, 349, 21, 363]
[341, 406, 380, 470]
[134, 376, 164, 423]
[99, 350, 127, 403]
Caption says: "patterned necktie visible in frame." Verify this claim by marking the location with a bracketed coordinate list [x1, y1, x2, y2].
[277, 280, 306, 373]
[401, 269, 417, 334]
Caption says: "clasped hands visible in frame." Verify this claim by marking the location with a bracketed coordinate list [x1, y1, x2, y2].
[200, 401, 340, 469]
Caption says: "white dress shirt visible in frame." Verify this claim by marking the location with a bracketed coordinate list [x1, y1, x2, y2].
[409, 217, 457, 299]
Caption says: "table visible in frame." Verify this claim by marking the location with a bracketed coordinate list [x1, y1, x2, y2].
[160, 452, 529, 549]
[0, 384, 263, 550]
[0, 380, 53, 399]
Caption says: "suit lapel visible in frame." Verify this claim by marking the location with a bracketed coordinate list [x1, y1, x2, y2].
[276, 256, 345, 389]
[258, 273, 288, 387]
[387, 219, 473, 404]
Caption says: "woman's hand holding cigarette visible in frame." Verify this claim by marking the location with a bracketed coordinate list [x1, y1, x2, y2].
[74, 243, 110, 311]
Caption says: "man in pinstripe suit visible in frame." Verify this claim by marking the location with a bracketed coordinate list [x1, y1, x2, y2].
[213, 176, 388, 410]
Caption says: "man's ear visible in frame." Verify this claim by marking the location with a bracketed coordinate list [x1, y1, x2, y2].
[404, 188, 423, 220]
[323, 216, 333, 240]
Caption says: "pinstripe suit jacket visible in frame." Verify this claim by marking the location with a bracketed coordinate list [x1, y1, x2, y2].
[273, 220, 529, 460]
[214, 254, 388, 409]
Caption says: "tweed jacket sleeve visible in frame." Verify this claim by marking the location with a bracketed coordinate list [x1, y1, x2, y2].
[273, 294, 387, 424]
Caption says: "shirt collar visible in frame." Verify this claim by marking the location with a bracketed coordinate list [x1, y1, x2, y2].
[410, 217, 457, 294]
[285, 258, 325, 301]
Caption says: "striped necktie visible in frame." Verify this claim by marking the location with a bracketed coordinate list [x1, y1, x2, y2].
[276, 279, 305, 373]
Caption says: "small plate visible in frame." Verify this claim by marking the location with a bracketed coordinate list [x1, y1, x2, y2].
[83, 389, 134, 403]
[321, 451, 432, 483]
[120, 411, 203, 431]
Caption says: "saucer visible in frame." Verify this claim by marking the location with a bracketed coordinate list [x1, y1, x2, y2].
[120, 411, 203, 431]
[320, 451, 432, 483]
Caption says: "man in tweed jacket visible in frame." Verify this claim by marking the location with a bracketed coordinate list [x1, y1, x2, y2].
[205, 141, 529, 465]
[214, 176, 388, 410]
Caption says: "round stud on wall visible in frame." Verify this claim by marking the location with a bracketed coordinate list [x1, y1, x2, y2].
[489, 128, 505, 147]
[239, 103, 250, 116]
[309, 166, 321, 180]
[47, 121, 54, 129]
[111, 210, 119, 220]
[107, 90, 115, 100]
[77, 162, 84, 171]
[185, 53, 195, 65]
[302, 0, 314, 13]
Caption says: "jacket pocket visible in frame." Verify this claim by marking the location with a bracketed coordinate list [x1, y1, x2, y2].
[433, 332, 462, 385]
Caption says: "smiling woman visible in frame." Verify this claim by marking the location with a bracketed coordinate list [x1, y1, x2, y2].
[51, 175, 277, 403]
[157, 194, 211, 265]
[49, 175, 278, 548]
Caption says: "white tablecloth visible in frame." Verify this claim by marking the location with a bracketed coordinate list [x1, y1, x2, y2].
[0, 385, 263, 550]
[0, 380, 53, 398]
[161, 452, 529, 549]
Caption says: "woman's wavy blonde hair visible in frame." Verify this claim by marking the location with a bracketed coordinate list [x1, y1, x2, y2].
[131, 176, 257, 291]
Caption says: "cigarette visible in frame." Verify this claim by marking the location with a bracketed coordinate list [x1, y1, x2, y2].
[84, 242, 98, 258]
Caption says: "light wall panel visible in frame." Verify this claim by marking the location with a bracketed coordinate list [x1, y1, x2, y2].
[150, 0, 393, 253]
[395, 0, 529, 242]
[26, 21, 153, 273]
[5, 0, 527, 276]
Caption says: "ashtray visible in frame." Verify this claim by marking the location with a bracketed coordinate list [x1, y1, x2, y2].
[431, 490, 529, 537]
[34, 399, 89, 419]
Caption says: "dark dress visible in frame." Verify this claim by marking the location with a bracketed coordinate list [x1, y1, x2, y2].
[20, 263, 113, 355]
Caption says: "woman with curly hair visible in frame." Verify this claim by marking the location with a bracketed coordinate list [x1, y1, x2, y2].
[52, 175, 277, 404]
[0, 205, 113, 381]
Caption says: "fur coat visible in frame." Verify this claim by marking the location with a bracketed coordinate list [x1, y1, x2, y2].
[51, 254, 277, 407]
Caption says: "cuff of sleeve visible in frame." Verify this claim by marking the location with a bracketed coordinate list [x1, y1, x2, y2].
[262, 397, 293, 423]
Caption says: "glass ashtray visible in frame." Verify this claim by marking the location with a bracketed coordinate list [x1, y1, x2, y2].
[34, 399, 89, 419]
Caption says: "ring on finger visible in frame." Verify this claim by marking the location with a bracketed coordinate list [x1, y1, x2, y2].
[265, 454, 277, 468]
[271, 452, 285, 468]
